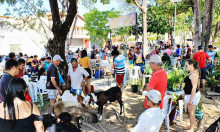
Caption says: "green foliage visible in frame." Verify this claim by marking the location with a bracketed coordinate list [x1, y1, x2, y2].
[147, 5, 173, 36]
[208, 78, 219, 87]
[197, 97, 203, 111]
[84, 9, 130, 42]
[128, 78, 141, 87]
[162, 62, 170, 71]
[1, 0, 50, 40]
[144, 64, 152, 74]
[167, 69, 187, 91]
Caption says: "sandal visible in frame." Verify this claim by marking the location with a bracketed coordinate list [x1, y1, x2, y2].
[183, 127, 190, 130]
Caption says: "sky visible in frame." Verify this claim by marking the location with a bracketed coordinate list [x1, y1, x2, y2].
[0, 0, 126, 17]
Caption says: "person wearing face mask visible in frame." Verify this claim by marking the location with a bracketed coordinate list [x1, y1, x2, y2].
[67, 58, 89, 96]
[0, 59, 19, 102]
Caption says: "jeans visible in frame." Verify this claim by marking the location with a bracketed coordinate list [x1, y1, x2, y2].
[136, 63, 144, 74]
[207, 64, 214, 75]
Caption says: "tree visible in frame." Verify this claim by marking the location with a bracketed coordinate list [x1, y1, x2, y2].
[147, 6, 173, 40]
[193, 0, 202, 51]
[212, 0, 220, 41]
[1, 0, 77, 78]
[83, 9, 120, 46]
[129, 0, 148, 56]
[201, 0, 215, 51]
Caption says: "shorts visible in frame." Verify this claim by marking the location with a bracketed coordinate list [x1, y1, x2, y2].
[129, 60, 133, 65]
[200, 67, 207, 79]
[48, 89, 58, 100]
[84, 68, 91, 79]
[116, 74, 124, 85]
[70, 88, 82, 96]
[185, 91, 201, 105]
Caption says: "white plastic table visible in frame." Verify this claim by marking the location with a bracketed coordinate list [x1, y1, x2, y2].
[166, 90, 184, 122]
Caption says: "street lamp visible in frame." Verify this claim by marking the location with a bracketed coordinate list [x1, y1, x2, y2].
[170, 0, 182, 44]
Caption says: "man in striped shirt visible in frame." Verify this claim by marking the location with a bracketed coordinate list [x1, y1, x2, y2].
[111, 49, 125, 89]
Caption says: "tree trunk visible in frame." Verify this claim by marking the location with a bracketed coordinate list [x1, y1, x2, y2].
[193, 0, 202, 51]
[201, 0, 215, 51]
[65, 15, 78, 62]
[142, 0, 148, 56]
[170, 31, 173, 46]
[214, 22, 220, 38]
[46, 0, 77, 80]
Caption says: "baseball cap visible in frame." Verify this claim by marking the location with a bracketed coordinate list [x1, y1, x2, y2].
[145, 89, 161, 104]
[53, 54, 64, 61]
[149, 54, 162, 64]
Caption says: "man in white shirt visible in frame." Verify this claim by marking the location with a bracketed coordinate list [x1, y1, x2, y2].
[67, 58, 89, 96]
[132, 89, 165, 132]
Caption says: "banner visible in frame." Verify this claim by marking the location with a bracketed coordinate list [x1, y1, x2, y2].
[109, 12, 137, 29]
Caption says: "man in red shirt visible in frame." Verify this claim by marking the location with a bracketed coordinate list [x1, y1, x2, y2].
[193, 46, 211, 92]
[144, 55, 167, 109]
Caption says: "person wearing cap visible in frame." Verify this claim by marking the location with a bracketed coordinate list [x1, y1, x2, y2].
[46, 54, 64, 114]
[131, 89, 165, 132]
[67, 58, 89, 96]
[133, 47, 145, 73]
[143, 54, 167, 109]
[192, 46, 211, 92]
[206, 45, 218, 74]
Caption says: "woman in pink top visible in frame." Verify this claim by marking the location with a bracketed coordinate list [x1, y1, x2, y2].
[166, 46, 172, 56]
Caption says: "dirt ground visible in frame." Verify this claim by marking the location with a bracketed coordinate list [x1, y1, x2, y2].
[39, 84, 220, 132]
[79, 88, 220, 132]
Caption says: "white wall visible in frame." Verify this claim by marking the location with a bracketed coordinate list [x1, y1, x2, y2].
[0, 18, 47, 57]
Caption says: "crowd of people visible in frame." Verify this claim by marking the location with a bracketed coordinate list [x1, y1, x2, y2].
[126, 43, 218, 132]
[0, 42, 219, 132]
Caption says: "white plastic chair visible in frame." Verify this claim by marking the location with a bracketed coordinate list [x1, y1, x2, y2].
[37, 76, 48, 106]
[129, 66, 141, 85]
[104, 64, 113, 87]
[162, 95, 173, 132]
[23, 75, 29, 84]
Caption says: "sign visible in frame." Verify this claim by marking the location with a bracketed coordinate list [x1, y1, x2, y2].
[170, 0, 182, 2]
[109, 13, 137, 29]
